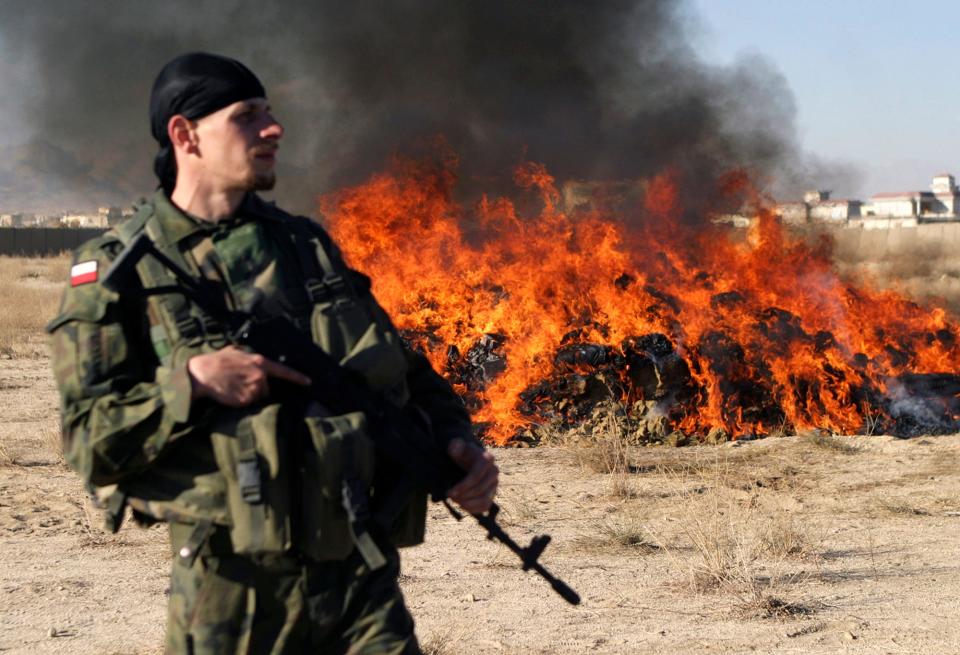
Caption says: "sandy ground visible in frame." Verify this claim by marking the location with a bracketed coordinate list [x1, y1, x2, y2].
[2, 357, 960, 654]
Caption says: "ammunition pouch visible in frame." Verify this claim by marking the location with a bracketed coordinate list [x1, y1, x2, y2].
[299, 409, 378, 562]
[210, 404, 292, 555]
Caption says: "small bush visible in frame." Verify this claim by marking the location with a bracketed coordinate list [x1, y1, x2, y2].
[499, 488, 539, 524]
[801, 430, 861, 455]
[575, 409, 632, 474]
[579, 512, 659, 553]
[653, 459, 818, 618]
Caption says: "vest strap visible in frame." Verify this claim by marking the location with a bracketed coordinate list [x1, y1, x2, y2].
[288, 222, 355, 304]
[340, 425, 386, 570]
[236, 417, 262, 505]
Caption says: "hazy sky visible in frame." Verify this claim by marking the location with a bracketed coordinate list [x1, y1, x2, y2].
[1, 1, 955, 209]
[689, 0, 960, 199]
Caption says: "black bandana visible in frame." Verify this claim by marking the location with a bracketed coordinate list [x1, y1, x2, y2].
[150, 52, 266, 194]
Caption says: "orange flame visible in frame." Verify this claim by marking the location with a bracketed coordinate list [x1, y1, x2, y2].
[321, 154, 960, 444]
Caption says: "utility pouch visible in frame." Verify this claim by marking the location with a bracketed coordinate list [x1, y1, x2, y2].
[210, 404, 292, 554]
[299, 410, 378, 562]
[309, 292, 376, 367]
[383, 486, 428, 549]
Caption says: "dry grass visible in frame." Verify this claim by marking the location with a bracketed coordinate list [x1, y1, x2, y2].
[573, 410, 632, 475]
[756, 513, 817, 560]
[875, 498, 931, 517]
[609, 471, 639, 499]
[499, 487, 539, 525]
[577, 509, 659, 553]
[0, 254, 70, 359]
[42, 421, 65, 466]
[419, 624, 465, 655]
[0, 438, 13, 466]
[834, 257, 960, 315]
[801, 430, 861, 455]
[595, 514, 659, 551]
[651, 457, 820, 618]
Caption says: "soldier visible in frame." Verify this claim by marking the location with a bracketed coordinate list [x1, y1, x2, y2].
[48, 52, 498, 654]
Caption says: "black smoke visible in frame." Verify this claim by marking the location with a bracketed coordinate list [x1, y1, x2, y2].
[0, 1, 853, 215]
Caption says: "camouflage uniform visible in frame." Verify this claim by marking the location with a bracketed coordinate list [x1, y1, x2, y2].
[48, 190, 473, 654]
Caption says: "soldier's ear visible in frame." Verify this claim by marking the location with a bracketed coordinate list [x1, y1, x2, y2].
[167, 115, 198, 154]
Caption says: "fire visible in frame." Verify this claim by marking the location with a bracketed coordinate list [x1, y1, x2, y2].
[321, 153, 960, 444]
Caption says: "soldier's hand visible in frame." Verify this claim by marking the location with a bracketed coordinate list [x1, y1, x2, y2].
[187, 345, 311, 407]
[446, 438, 499, 515]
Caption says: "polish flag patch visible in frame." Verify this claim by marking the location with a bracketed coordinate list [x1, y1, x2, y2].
[70, 260, 99, 287]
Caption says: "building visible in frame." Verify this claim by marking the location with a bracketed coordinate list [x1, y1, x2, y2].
[98, 206, 128, 226]
[863, 174, 960, 220]
[775, 190, 861, 225]
[777, 201, 808, 225]
[929, 173, 959, 216]
[60, 213, 108, 228]
[865, 192, 921, 218]
[809, 198, 862, 223]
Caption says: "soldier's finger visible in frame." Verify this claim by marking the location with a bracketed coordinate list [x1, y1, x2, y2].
[453, 472, 498, 505]
[260, 358, 312, 386]
[457, 491, 495, 515]
[468, 456, 498, 485]
[462, 462, 498, 495]
[448, 464, 485, 497]
[449, 462, 497, 500]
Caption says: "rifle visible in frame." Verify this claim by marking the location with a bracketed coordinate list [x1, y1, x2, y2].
[104, 232, 581, 606]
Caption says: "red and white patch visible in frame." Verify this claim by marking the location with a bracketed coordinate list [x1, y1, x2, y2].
[70, 260, 98, 287]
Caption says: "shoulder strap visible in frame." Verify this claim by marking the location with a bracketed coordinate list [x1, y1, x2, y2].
[286, 220, 353, 304]
[115, 201, 220, 364]
[115, 202, 152, 247]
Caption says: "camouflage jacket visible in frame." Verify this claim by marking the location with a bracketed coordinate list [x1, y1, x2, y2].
[48, 190, 472, 529]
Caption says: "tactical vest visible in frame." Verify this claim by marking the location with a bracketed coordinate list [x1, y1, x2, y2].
[109, 195, 426, 563]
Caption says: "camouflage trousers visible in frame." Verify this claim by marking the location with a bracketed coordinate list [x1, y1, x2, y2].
[165, 524, 421, 655]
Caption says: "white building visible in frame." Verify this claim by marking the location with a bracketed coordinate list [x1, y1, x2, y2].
[866, 192, 922, 218]
[810, 198, 861, 223]
[61, 213, 108, 228]
[864, 174, 960, 220]
[775, 190, 861, 225]
[929, 173, 959, 216]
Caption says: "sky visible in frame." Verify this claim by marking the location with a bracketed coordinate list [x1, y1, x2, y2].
[689, 0, 960, 199]
[1, 1, 956, 210]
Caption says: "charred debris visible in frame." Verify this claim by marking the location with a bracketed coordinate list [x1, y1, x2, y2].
[406, 298, 960, 446]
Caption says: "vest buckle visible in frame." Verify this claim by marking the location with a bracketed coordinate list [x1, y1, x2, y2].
[305, 273, 349, 303]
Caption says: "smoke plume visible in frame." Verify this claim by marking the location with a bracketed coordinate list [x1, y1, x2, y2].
[0, 0, 842, 214]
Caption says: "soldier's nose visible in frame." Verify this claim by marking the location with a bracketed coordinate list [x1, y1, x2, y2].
[262, 118, 284, 140]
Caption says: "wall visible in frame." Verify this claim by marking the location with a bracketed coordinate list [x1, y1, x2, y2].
[822, 222, 960, 259]
[0, 228, 108, 256]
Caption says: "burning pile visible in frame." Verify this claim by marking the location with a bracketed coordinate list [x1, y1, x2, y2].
[322, 155, 960, 444]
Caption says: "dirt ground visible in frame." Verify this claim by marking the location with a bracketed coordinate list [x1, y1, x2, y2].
[1, 356, 958, 655]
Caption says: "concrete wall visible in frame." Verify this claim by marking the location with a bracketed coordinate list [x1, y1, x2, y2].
[817, 222, 960, 261]
[0, 228, 107, 256]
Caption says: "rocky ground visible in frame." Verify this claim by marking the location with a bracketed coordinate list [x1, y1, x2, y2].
[2, 357, 959, 654]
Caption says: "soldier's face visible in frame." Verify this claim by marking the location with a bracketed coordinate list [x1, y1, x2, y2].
[192, 98, 284, 192]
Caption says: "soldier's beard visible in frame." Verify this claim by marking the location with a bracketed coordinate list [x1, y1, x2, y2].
[250, 170, 276, 191]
